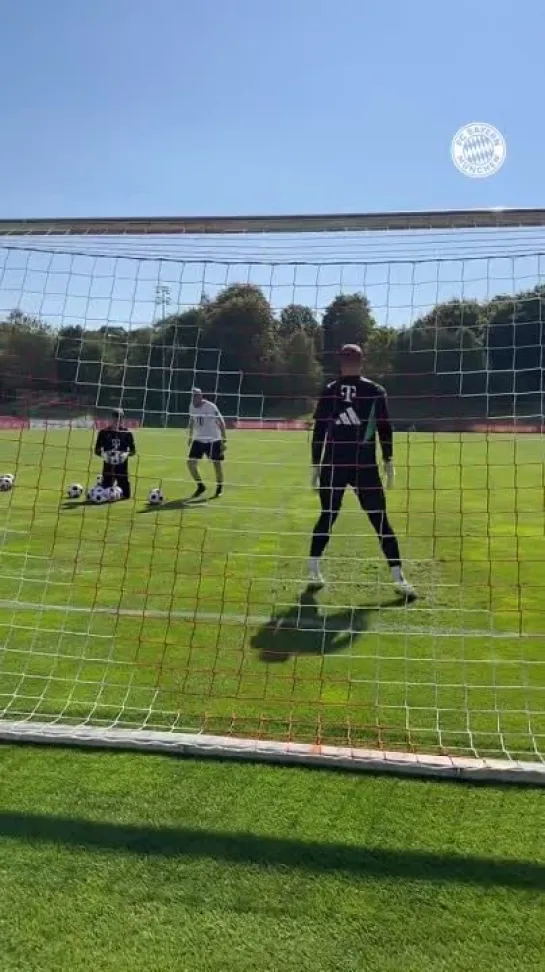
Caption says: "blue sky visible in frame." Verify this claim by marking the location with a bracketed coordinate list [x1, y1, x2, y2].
[0, 0, 543, 218]
[1, 0, 545, 333]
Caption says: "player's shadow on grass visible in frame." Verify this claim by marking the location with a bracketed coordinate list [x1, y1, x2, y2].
[60, 500, 93, 510]
[138, 495, 211, 513]
[251, 588, 394, 663]
[0, 811, 542, 891]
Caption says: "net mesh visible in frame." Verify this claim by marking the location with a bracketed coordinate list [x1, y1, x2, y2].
[0, 215, 543, 765]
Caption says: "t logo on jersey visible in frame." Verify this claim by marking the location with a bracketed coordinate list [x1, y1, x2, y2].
[340, 385, 356, 403]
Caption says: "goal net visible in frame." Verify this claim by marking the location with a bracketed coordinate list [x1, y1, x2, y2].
[0, 210, 543, 783]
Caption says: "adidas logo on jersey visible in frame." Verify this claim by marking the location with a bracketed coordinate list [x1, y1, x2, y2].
[335, 407, 361, 426]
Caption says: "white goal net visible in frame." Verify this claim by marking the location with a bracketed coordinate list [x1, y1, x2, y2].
[0, 210, 543, 783]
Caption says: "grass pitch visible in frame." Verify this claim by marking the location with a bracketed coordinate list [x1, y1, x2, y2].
[1, 745, 544, 972]
[0, 429, 544, 760]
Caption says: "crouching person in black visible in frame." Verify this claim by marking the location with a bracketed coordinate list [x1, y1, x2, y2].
[94, 408, 136, 499]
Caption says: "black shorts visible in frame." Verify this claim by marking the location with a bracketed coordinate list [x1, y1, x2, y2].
[189, 440, 224, 462]
[320, 462, 386, 512]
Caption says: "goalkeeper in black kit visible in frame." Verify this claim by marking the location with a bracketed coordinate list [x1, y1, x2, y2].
[308, 344, 416, 600]
[94, 408, 136, 499]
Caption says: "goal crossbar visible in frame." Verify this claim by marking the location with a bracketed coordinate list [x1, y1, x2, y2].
[2, 206, 545, 237]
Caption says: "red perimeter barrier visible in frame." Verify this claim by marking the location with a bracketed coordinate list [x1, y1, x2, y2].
[468, 422, 543, 433]
[234, 419, 310, 430]
[94, 419, 141, 430]
[235, 419, 543, 433]
[0, 418, 29, 429]
[0, 418, 141, 430]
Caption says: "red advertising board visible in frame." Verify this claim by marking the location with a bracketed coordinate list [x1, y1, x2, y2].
[235, 419, 310, 431]
[0, 418, 29, 429]
[94, 419, 141, 430]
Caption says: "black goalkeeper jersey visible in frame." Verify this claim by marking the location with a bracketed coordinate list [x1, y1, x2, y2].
[95, 426, 136, 458]
[311, 376, 393, 467]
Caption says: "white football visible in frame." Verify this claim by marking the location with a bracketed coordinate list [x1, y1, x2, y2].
[106, 450, 127, 467]
[89, 485, 108, 504]
[0, 476, 13, 492]
[148, 488, 164, 506]
[68, 483, 84, 499]
[104, 486, 122, 502]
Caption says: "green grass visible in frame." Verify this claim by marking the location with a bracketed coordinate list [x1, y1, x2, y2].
[0, 429, 544, 760]
[1, 745, 544, 972]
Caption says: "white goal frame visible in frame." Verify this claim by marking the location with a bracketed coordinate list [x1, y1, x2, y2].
[1, 206, 544, 786]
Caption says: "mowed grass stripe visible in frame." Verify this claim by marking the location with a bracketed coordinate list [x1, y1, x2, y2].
[0, 595, 537, 639]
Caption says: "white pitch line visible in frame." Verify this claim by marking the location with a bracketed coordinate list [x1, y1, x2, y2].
[0, 598, 532, 639]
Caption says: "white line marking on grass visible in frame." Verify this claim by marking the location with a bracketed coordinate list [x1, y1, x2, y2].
[0, 598, 533, 640]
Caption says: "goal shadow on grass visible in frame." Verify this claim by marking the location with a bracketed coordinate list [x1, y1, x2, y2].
[0, 810, 542, 891]
[251, 588, 405, 663]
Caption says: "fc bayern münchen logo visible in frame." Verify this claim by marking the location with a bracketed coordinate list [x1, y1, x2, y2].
[451, 122, 506, 178]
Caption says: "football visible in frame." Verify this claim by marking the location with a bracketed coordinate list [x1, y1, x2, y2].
[104, 485, 122, 502]
[105, 450, 127, 467]
[96, 474, 103, 485]
[68, 483, 84, 499]
[148, 488, 164, 506]
[89, 485, 108, 504]
[0, 475, 14, 492]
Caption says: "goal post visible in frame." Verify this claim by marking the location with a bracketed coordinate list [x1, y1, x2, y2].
[0, 208, 544, 785]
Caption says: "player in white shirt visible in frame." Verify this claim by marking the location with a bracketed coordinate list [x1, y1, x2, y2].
[187, 388, 227, 498]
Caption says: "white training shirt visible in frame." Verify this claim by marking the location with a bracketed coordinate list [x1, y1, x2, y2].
[189, 400, 223, 442]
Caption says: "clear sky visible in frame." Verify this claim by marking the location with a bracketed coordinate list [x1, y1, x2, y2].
[1, 0, 545, 333]
[0, 0, 543, 219]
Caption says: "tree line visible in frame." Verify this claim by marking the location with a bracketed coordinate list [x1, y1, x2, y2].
[0, 281, 543, 424]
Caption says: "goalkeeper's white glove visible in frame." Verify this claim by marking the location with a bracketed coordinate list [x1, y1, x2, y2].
[311, 465, 320, 491]
[383, 460, 395, 489]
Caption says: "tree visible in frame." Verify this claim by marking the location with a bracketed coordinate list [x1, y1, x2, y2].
[149, 307, 210, 423]
[204, 283, 279, 389]
[55, 326, 85, 394]
[413, 299, 484, 339]
[390, 317, 487, 417]
[280, 329, 323, 411]
[0, 314, 56, 396]
[484, 285, 545, 397]
[4, 308, 50, 332]
[362, 327, 397, 380]
[279, 304, 322, 355]
[321, 293, 376, 370]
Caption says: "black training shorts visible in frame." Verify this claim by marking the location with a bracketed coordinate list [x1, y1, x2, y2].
[189, 440, 224, 462]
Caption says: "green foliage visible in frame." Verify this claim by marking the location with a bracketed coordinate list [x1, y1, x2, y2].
[321, 293, 376, 369]
[485, 285, 545, 396]
[280, 328, 323, 409]
[1, 282, 544, 420]
[280, 303, 323, 354]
